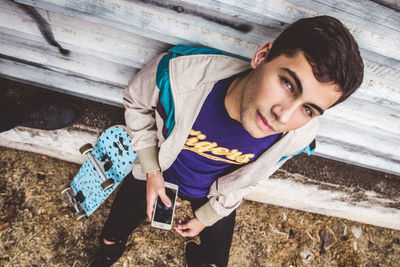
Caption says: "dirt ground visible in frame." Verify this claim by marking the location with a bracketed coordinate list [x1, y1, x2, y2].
[1, 146, 400, 267]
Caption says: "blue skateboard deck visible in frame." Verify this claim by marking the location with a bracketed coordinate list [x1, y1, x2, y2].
[65, 125, 137, 216]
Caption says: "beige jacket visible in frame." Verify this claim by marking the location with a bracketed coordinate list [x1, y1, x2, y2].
[123, 52, 319, 226]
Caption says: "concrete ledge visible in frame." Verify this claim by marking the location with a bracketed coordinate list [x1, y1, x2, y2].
[0, 126, 95, 164]
[247, 173, 400, 231]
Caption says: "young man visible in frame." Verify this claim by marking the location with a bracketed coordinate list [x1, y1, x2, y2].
[89, 15, 363, 266]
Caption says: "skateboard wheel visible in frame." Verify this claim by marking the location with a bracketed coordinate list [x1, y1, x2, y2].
[75, 190, 85, 203]
[79, 143, 94, 155]
[101, 178, 115, 191]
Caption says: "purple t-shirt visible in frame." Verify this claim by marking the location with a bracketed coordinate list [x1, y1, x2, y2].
[163, 74, 280, 198]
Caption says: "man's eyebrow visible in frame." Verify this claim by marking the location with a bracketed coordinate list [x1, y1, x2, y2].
[281, 68, 324, 115]
[282, 67, 303, 94]
[309, 103, 324, 115]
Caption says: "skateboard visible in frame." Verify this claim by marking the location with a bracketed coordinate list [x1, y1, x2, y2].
[62, 125, 137, 218]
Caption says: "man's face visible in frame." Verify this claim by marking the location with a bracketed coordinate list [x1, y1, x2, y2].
[239, 44, 342, 138]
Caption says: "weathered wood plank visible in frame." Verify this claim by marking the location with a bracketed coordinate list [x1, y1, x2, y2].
[0, 0, 167, 68]
[16, 0, 400, 61]
[371, 0, 400, 12]
[324, 97, 399, 137]
[0, 32, 134, 86]
[14, 0, 268, 58]
[0, 57, 125, 106]
[208, 0, 400, 60]
[317, 120, 400, 175]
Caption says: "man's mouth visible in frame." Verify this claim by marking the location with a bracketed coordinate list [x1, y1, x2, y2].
[256, 111, 275, 133]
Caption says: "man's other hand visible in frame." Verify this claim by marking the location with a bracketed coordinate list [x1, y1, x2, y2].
[175, 216, 206, 237]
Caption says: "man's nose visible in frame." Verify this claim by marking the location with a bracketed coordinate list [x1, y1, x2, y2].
[273, 99, 298, 124]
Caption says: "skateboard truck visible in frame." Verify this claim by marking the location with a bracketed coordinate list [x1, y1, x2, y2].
[79, 143, 115, 191]
[62, 187, 81, 213]
[61, 187, 86, 219]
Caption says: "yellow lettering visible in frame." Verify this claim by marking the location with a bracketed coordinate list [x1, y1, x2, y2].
[197, 134, 206, 140]
[226, 149, 242, 161]
[185, 137, 198, 146]
[194, 141, 218, 153]
[211, 147, 230, 155]
[189, 129, 206, 140]
[185, 129, 254, 165]
[235, 154, 255, 164]
[189, 129, 201, 136]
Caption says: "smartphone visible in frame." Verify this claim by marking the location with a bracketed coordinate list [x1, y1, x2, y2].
[151, 182, 178, 230]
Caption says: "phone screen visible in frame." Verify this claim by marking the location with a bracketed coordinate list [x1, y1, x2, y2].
[153, 187, 177, 225]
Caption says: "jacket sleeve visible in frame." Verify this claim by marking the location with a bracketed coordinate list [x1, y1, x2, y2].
[194, 181, 263, 226]
[123, 53, 166, 173]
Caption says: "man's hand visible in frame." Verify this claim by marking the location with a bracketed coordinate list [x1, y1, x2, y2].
[175, 216, 206, 237]
[146, 170, 171, 221]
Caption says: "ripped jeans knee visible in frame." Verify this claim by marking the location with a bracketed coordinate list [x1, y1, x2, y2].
[97, 235, 128, 264]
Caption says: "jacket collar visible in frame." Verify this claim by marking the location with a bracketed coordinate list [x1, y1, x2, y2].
[170, 53, 251, 96]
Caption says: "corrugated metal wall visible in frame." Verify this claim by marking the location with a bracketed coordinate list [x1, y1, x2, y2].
[1, 0, 399, 175]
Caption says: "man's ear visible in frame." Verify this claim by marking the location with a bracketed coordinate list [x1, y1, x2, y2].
[251, 42, 273, 69]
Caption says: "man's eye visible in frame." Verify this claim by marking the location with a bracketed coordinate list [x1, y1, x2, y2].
[304, 105, 313, 117]
[282, 77, 293, 91]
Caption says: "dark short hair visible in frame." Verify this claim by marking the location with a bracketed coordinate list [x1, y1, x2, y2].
[266, 16, 364, 106]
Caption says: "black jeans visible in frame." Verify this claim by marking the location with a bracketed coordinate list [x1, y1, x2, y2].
[99, 173, 236, 267]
